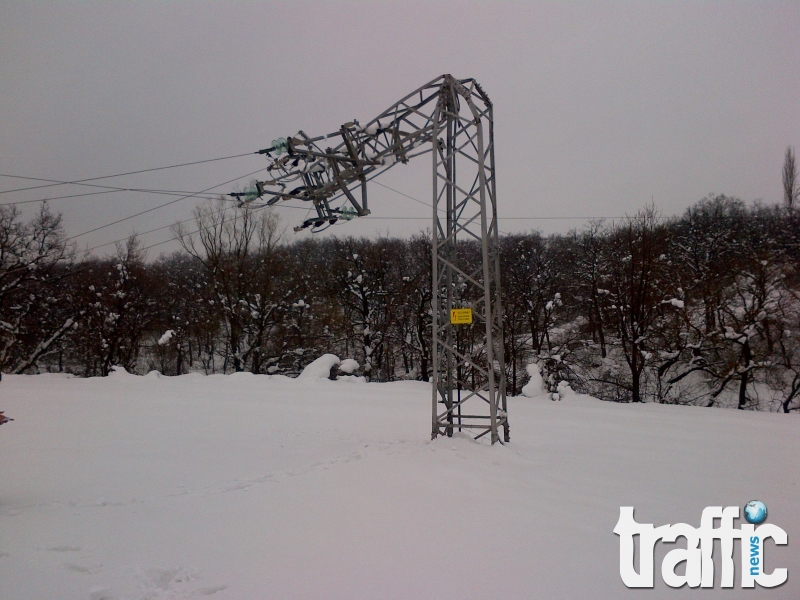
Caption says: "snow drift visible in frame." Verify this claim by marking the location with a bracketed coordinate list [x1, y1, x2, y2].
[0, 372, 796, 599]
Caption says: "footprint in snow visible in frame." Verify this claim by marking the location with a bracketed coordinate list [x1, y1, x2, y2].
[134, 566, 227, 598]
[195, 584, 228, 596]
[88, 586, 116, 600]
[143, 566, 196, 590]
[63, 562, 102, 574]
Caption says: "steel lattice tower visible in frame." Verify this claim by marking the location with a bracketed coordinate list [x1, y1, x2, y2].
[237, 74, 508, 443]
[430, 78, 508, 444]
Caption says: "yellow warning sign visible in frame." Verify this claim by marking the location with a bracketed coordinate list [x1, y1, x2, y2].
[450, 308, 473, 325]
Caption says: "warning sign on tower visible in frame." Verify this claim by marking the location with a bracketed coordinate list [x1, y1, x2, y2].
[450, 308, 473, 325]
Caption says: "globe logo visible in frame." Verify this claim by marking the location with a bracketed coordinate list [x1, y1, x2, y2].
[744, 500, 768, 524]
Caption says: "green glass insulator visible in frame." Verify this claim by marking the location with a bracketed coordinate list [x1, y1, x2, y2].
[271, 137, 288, 155]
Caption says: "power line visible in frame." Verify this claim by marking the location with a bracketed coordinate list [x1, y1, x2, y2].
[86, 204, 235, 253]
[136, 200, 310, 254]
[39, 159, 678, 253]
[0, 183, 222, 207]
[371, 181, 678, 221]
[139, 205, 264, 254]
[360, 216, 674, 220]
[0, 151, 257, 195]
[66, 167, 266, 242]
[85, 199, 311, 254]
[373, 180, 433, 209]
[3, 189, 123, 205]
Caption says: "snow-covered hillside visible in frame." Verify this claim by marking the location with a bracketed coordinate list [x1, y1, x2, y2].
[0, 370, 797, 599]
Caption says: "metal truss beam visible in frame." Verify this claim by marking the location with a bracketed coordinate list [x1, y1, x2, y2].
[242, 74, 508, 443]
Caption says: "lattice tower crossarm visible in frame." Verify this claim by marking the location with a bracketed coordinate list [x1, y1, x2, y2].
[237, 74, 508, 443]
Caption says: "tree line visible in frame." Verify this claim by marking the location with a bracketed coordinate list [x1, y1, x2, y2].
[1, 191, 798, 412]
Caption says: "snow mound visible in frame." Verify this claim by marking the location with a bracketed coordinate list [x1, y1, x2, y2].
[665, 298, 684, 309]
[299, 354, 340, 379]
[228, 371, 256, 380]
[521, 363, 547, 398]
[339, 359, 359, 374]
[107, 366, 134, 378]
[556, 380, 575, 398]
[157, 330, 175, 345]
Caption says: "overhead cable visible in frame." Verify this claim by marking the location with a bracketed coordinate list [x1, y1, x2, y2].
[85, 198, 309, 254]
[0, 180, 222, 206]
[66, 167, 266, 242]
[0, 151, 257, 195]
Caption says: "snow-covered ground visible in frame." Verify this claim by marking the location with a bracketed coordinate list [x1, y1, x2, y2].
[0, 369, 797, 599]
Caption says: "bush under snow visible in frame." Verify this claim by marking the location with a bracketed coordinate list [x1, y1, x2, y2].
[298, 354, 341, 379]
[521, 363, 547, 398]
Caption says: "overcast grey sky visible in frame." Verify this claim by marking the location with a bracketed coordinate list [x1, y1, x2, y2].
[1, 1, 798, 256]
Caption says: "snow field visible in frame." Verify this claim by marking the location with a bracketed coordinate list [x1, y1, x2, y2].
[0, 370, 797, 599]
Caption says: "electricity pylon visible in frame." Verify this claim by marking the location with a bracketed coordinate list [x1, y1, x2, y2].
[237, 74, 508, 443]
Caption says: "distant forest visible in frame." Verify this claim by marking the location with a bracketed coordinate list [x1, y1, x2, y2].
[1, 192, 798, 412]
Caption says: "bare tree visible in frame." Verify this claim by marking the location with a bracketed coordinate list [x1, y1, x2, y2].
[329, 238, 393, 380]
[784, 146, 797, 212]
[175, 199, 291, 373]
[570, 221, 610, 357]
[597, 207, 676, 402]
[148, 252, 217, 375]
[0, 203, 76, 374]
[388, 234, 432, 381]
[69, 236, 152, 376]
